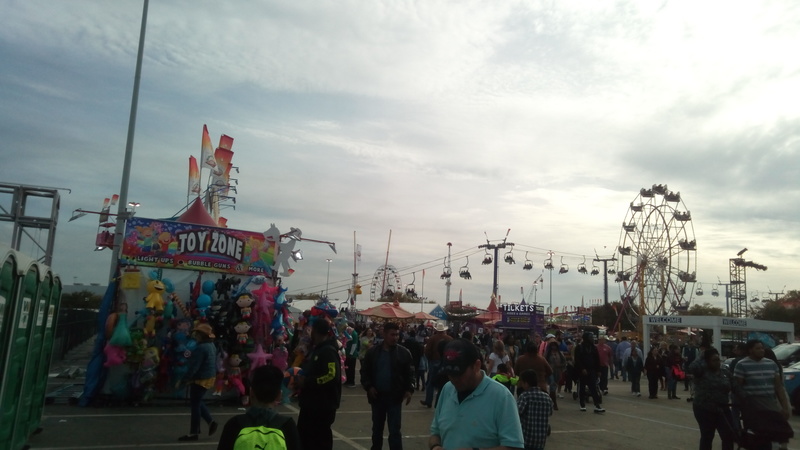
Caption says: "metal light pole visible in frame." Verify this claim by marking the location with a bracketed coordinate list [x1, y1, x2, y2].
[108, 0, 149, 281]
[325, 258, 333, 297]
[546, 250, 554, 321]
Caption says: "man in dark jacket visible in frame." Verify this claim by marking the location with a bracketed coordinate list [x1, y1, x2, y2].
[361, 322, 414, 450]
[573, 332, 605, 413]
[297, 319, 342, 450]
[402, 330, 424, 389]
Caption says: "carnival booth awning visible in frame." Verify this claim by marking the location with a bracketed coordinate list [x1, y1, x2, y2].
[413, 311, 438, 321]
[359, 302, 414, 319]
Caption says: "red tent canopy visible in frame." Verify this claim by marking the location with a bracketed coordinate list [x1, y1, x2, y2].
[474, 296, 502, 323]
[177, 197, 218, 227]
[413, 311, 438, 321]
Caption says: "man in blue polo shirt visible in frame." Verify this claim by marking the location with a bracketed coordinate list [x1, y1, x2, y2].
[428, 339, 524, 450]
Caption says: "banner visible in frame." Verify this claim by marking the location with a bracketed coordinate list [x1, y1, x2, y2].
[188, 156, 201, 195]
[121, 217, 276, 276]
[201, 124, 216, 170]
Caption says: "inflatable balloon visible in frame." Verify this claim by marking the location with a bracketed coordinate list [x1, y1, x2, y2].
[196, 293, 212, 319]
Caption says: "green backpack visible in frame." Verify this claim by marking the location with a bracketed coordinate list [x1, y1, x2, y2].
[233, 414, 290, 450]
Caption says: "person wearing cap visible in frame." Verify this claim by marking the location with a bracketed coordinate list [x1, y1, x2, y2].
[361, 321, 415, 450]
[420, 321, 452, 408]
[428, 339, 525, 450]
[296, 318, 342, 450]
[178, 323, 218, 441]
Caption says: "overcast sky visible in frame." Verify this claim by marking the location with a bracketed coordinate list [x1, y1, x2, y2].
[1, 0, 798, 315]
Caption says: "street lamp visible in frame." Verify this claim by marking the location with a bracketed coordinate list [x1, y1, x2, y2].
[325, 258, 333, 297]
[545, 250, 555, 320]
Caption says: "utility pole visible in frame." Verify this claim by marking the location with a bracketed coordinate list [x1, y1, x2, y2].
[593, 255, 617, 306]
[445, 243, 452, 304]
[716, 280, 733, 316]
[478, 229, 514, 298]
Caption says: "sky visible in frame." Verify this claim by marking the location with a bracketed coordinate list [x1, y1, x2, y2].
[1, 0, 799, 316]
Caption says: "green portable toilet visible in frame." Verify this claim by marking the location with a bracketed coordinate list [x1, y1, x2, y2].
[23, 273, 62, 440]
[0, 252, 39, 450]
[13, 268, 52, 446]
[0, 250, 20, 395]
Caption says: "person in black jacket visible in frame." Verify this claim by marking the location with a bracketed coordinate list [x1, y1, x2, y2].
[361, 322, 415, 450]
[402, 330, 424, 390]
[296, 319, 342, 450]
[573, 332, 605, 413]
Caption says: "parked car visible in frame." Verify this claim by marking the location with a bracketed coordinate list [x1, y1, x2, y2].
[772, 343, 800, 367]
[784, 361, 800, 414]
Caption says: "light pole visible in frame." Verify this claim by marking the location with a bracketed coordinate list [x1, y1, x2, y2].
[546, 250, 554, 321]
[325, 258, 333, 297]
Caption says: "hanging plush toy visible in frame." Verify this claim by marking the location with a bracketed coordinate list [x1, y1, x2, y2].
[236, 293, 254, 320]
[271, 336, 289, 372]
[235, 321, 251, 345]
[227, 353, 245, 396]
[103, 342, 127, 367]
[213, 349, 228, 396]
[144, 279, 166, 312]
[109, 303, 132, 347]
[247, 343, 271, 371]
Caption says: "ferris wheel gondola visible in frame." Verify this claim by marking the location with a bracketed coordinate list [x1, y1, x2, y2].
[616, 184, 697, 316]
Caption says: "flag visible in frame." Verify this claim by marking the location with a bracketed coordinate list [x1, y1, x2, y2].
[356, 244, 362, 262]
[554, 306, 559, 314]
[459, 289, 462, 302]
[213, 147, 234, 177]
[218, 134, 234, 150]
[188, 156, 201, 196]
[201, 124, 216, 170]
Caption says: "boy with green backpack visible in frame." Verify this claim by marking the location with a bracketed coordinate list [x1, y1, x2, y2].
[216, 365, 301, 450]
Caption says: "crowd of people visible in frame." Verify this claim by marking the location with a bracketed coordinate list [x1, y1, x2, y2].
[191, 316, 793, 450]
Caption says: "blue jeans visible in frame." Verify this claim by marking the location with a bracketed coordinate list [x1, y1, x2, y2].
[692, 406, 734, 450]
[371, 392, 403, 450]
[189, 383, 213, 435]
[424, 361, 440, 406]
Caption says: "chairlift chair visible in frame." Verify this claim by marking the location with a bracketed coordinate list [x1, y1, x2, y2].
[523, 252, 533, 270]
[406, 272, 417, 297]
[482, 249, 493, 265]
[607, 261, 616, 275]
[459, 256, 472, 280]
[544, 255, 554, 270]
[440, 257, 452, 279]
[558, 256, 569, 274]
[504, 248, 515, 264]
[577, 256, 588, 274]
[711, 286, 719, 297]
[590, 261, 600, 276]
[695, 283, 704, 296]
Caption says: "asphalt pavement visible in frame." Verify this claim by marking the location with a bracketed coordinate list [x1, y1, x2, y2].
[25, 341, 800, 450]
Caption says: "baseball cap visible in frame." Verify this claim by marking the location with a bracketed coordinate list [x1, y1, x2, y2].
[441, 339, 480, 376]
[545, 333, 556, 339]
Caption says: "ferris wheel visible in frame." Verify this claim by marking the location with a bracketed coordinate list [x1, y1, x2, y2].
[369, 265, 403, 302]
[616, 184, 697, 316]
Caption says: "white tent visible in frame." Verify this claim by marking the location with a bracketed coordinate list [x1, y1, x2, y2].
[642, 315, 795, 351]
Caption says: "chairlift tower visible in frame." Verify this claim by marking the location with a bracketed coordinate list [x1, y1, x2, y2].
[478, 229, 514, 299]
[729, 248, 767, 318]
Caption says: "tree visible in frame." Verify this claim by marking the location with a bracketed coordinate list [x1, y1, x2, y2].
[60, 290, 102, 309]
[685, 302, 723, 316]
[752, 301, 800, 336]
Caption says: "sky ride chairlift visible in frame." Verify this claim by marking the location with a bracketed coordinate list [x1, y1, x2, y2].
[406, 272, 417, 298]
[590, 260, 600, 276]
[504, 246, 515, 264]
[459, 257, 472, 280]
[711, 285, 720, 297]
[695, 282, 704, 296]
[544, 255, 554, 270]
[558, 256, 569, 274]
[440, 257, 452, 279]
[577, 256, 588, 274]
[482, 249, 493, 265]
[523, 252, 533, 270]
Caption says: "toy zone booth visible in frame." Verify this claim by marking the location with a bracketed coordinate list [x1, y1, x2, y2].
[80, 203, 327, 406]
